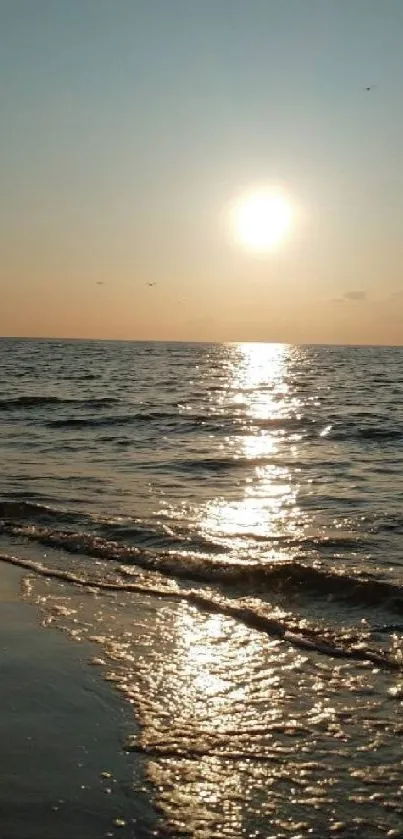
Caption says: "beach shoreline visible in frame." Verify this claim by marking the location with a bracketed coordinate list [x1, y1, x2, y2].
[0, 562, 157, 839]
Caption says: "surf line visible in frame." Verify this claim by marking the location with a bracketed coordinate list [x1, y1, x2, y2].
[0, 551, 399, 672]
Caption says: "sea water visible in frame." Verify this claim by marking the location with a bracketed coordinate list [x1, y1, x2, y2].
[1, 338, 403, 837]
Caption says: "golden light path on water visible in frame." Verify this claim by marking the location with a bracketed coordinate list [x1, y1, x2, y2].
[199, 343, 303, 548]
[145, 343, 315, 835]
[147, 603, 295, 837]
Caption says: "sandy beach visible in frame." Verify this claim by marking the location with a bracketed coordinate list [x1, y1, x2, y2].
[0, 562, 157, 839]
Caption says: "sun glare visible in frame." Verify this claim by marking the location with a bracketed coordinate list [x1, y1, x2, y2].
[230, 188, 294, 253]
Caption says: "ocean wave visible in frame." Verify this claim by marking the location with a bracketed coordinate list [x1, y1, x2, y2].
[0, 395, 118, 411]
[97, 522, 225, 554]
[46, 409, 192, 429]
[190, 415, 403, 443]
[47, 416, 136, 429]
[8, 395, 399, 446]
[0, 500, 87, 525]
[45, 412, 234, 431]
[0, 496, 368, 553]
[1, 520, 402, 614]
[44, 411, 327, 436]
[151, 455, 285, 474]
[152, 455, 355, 476]
[331, 425, 403, 442]
[0, 550, 399, 671]
[0, 504, 225, 553]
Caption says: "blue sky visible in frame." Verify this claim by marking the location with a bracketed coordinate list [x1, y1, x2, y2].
[2, 0, 403, 342]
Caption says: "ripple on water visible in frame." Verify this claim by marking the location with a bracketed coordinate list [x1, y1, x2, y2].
[15, 567, 403, 839]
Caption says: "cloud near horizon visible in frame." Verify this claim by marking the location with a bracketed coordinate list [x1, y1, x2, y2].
[330, 290, 368, 304]
[344, 291, 367, 301]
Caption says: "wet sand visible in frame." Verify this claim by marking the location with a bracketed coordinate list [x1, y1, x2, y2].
[0, 563, 157, 839]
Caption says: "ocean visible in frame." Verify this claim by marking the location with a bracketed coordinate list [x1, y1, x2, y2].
[1, 338, 403, 838]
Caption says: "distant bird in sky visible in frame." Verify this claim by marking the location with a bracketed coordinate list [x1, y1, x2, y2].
[146, 282, 156, 287]
[364, 85, 375, 91]
[96, 281, 104, 286]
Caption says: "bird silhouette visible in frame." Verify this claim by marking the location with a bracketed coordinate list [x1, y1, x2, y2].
[146, 282, 157, 287]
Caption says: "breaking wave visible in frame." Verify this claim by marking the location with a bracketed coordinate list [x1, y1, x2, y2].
[0, 550, 400, 671]
[1, 517, 403, 614]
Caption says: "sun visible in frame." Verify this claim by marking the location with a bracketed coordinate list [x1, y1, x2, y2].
[230, 188, 294, 253]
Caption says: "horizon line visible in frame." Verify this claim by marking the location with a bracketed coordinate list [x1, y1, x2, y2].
[1, 336, 403, 349]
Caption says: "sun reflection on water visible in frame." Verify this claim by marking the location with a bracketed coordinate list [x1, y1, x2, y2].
[168, 604, 277, 731]
[232, 342, 291, 420]
[145, 600, 306, 837]
[199, 342, 305, 551]
[180, 611, 230, 698]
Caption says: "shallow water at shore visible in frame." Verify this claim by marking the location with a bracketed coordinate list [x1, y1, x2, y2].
[0, 564, 158, 839]
[16, 557, 403, 838]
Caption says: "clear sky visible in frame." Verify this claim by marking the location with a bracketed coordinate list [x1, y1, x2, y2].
[2, 0, 403, 344]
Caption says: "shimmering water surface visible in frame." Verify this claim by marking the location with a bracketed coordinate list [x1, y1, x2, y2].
[2, 339, 403, 837]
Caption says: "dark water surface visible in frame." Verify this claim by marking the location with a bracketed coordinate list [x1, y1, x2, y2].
[1, 339, 403, 837]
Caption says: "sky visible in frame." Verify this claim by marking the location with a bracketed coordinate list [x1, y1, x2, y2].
[1, 0, 403, 344]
